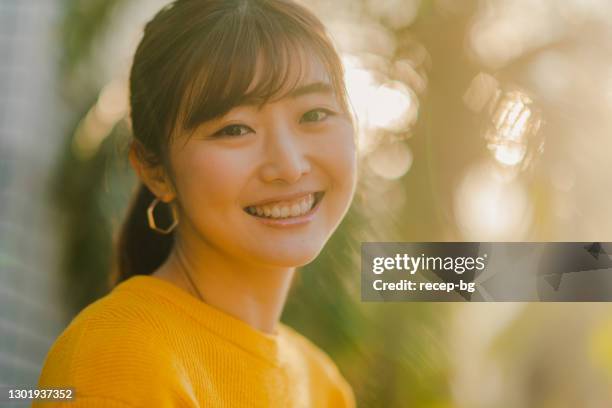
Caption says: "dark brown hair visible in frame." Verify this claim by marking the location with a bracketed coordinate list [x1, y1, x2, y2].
[113, 0, 351, 284]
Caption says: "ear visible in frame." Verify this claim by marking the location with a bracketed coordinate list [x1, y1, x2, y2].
[129, 141, 176, 202]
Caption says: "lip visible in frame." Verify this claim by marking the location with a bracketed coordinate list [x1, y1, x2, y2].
[244, 190, 321, 207]
[244, 191, 325, 228]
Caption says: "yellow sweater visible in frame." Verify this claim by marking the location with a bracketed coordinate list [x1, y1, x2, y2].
[34, 275, 355, 407]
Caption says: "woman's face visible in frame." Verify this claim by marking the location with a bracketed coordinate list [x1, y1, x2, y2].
[166, 56, 357, 267]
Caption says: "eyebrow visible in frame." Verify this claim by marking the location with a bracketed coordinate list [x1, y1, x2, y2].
[239, 81, 334, 108]
[286, 81, 333, 98]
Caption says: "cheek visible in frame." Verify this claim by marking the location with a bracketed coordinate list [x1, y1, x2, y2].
[170, 146, 249, 216]
[316, 124, 357, 197]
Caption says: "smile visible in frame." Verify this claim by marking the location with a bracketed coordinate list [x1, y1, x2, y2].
[244, 191, 325, 219]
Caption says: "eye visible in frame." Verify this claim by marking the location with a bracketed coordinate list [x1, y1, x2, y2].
[213, 124, 253, 138]
[300, 108, 334, 123]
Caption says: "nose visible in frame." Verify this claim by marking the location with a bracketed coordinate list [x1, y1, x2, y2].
[259, 123, 311, 184]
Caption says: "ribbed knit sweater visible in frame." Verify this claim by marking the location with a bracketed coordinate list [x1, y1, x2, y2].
[34, 275, 355, 407]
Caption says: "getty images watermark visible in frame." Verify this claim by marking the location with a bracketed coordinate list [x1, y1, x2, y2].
[370, 252, 486, 294]
[361, 242, 612, 301]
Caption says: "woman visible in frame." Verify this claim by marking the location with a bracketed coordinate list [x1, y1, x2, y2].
[35, 0, 357, 406]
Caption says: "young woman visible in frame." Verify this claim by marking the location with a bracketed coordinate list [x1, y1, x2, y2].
[35, 0, 357, 406]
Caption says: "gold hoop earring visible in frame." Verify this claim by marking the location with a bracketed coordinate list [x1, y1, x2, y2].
[147, 197, 179, 234]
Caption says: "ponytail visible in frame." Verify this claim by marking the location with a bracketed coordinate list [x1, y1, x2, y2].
[112, 183, 174, 285]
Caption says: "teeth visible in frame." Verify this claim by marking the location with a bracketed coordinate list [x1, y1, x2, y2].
[290, 203, 301, 217]
[300, 200, 309, 213]
[246, 193, 318, 219]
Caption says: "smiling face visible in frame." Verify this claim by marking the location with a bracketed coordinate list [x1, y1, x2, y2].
[162, 54, 357, 268]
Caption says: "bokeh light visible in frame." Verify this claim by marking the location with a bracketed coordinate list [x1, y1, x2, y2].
[454, 160, 533, 240]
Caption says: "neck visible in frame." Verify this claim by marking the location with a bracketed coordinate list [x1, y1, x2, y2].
[153, 233, 296, 335]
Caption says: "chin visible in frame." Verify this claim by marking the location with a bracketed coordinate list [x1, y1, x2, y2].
[256, 245, 324, 268]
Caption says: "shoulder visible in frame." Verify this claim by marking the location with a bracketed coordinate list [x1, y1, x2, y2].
[42, 282, 170, 365]
[280, 324, 356, 407]
[36, 285, 187, 406]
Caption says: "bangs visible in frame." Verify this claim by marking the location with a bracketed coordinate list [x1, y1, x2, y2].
[173, 0, 348, 135]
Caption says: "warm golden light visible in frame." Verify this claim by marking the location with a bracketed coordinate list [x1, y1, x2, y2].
[484, 89, 543, 169]
[454, 160, 533, 240]
[367, 140, 413, 180]
[368, 81, 417, 132]
[72, 80, 128, 160]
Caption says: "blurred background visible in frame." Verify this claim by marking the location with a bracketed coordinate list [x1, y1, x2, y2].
[2, 0, 612, 406]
